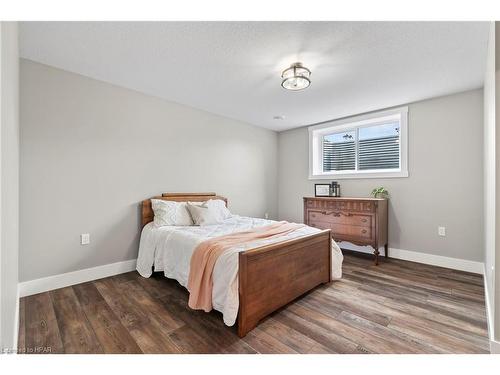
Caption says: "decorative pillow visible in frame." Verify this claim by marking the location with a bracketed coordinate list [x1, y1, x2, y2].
[206, 199, 231, 221]
[151, 199, 193, 226]
[186, 202, 222, 226]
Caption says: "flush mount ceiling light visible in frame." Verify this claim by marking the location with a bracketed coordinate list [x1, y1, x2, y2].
[281, 62, 311, 91]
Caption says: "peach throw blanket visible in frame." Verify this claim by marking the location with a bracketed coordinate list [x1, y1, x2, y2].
[187, 221, 305, 312]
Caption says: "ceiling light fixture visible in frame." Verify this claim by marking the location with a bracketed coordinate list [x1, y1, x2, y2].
[281, 62, 311, 91]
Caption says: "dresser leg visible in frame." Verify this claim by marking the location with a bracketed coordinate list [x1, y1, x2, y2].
[384, 244, 388, 258]
[374, 247, 379, 265]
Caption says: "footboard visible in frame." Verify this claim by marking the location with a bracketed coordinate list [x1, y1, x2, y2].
[237, 229, 331, 337]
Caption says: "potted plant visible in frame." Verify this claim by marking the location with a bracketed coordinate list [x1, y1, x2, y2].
[371, 187, 389, 199]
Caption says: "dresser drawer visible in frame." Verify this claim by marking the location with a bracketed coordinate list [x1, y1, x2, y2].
[306, 199, 375, 213]
[308, 210, 372, 227]
[308, 221, 332, 230]
[332, 224, 372, 239]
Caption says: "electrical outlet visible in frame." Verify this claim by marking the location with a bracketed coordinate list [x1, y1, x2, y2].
[264, 212, 269, 219]
[81, 233, 90, 245]
[438, 227, 446, 237]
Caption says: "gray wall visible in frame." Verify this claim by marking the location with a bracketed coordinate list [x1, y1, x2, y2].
[19, 59, 278, 282]
[0, 22, 19, 350]
[495, 21, 500, 345]
[278, 89, 484, 262]
[483, 22, 496, 342]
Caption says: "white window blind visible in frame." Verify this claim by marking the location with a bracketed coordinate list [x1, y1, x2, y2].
[322, 131, 355, 171]
[358, 121, 400, 170]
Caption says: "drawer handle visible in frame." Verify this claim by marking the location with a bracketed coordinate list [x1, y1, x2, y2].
[326, 211, 352, 217]
[315, 210, 353, 217]
[361, 229, 367, 234]
[321, 211, 338, 216]
[361, 219, 367, 223]
[339, 212, 352, 217]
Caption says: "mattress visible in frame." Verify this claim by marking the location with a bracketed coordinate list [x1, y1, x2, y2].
[136, 215, 343, 326]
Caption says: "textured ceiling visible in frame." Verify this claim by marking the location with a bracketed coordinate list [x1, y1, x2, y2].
[20, 22, 489, 131]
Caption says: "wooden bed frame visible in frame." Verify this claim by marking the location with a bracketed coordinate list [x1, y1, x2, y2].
[141, 192, 332, 337]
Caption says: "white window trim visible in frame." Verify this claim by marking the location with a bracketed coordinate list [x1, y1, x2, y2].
[308, 106, 409, 180]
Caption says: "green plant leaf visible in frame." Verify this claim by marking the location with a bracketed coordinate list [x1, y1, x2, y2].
[371, 187, 389, 198]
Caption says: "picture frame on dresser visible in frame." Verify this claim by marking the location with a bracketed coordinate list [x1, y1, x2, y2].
[314, 183, 331, 197]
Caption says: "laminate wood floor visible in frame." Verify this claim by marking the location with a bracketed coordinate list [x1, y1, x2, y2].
[18, 252, 490, 354]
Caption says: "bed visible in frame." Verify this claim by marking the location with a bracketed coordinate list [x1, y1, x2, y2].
[137, 192, 343, 337]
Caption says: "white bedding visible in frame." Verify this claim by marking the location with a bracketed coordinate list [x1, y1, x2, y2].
[136, 215, 343, 326]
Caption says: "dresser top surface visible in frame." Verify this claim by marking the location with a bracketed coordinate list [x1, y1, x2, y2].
[304, 196, 386, 201]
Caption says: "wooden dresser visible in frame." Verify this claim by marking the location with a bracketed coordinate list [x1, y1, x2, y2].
[304, 197, 388, 265]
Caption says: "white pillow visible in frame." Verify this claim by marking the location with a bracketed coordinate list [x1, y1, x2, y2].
[151, 199, 193, 226]
[187, 201, 205, 206]
[206, 199, 231, 221]
[186, 201, 222, 226]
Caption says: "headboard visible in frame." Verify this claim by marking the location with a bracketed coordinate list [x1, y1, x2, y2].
[141, 192, 228, 228]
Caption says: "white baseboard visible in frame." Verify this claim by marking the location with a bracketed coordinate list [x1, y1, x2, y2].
[340, 243, 484, 274]
[491, 340, 500, 354]
[484, 265, 494, 339]
[18, 259, 137, 297]
[389, 248, 484, 274]
[483, 264, 496, 354]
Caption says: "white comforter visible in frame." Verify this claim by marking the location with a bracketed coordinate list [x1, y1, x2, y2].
[136, 215, 343, 326]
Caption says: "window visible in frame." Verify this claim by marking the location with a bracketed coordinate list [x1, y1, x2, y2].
[309, 107, 408, 179]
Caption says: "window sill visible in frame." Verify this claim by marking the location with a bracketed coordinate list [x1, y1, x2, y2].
[309, 170, 409, 180]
